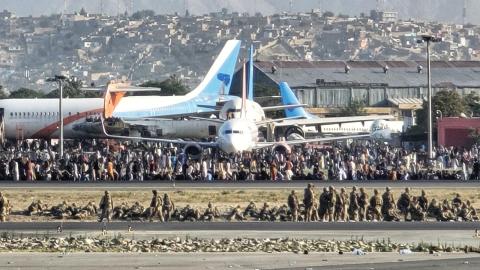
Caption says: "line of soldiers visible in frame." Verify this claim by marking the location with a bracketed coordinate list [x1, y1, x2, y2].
[2, 187, 480, 222]
[293, 184, 479, 222]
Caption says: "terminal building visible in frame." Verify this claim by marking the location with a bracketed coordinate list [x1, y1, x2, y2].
[233, 60, 480, 132]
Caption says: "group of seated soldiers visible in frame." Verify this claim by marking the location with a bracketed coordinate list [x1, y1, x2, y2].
[300, 184, 479, 222]
[18, 187, 480, 222]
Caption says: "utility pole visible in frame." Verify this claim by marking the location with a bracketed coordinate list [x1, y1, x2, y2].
[46, 75, 68, 159]
[418, 35, 442, 162]
[463, 0, 468, 25]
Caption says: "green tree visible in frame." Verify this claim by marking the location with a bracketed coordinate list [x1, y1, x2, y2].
[415, 90, 467, 130]
[0, 85, 8, 99]
[339, 100, 367, 116]
[137, 75, 188, 96]
[131, 10, 155, 20]
[44, 79, 90, 98]
[463, 92, 480, 117]
[9, 88, 43, 98]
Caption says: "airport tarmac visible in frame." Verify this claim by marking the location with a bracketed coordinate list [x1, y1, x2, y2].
[0, 252, 478, 270]
[0, 180, 479, 190]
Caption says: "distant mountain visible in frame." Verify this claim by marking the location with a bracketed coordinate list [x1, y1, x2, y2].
[2, 0, 479, 24]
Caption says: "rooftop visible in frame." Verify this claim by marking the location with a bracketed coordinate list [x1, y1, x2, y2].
[255, 61, 480, 88]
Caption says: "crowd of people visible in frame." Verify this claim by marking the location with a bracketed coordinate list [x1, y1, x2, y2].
[1, 139, 480, 181]
[0, 185, 477, 222]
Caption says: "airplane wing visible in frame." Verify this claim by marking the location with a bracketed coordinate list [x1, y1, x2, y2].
[262, 104, 308, 112]
[254, 134, 371, 149]
[271, 115, 395, 127]
[100, 117, 218, 147]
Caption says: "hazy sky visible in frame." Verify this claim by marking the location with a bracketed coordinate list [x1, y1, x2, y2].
[0, 0, 477, 24]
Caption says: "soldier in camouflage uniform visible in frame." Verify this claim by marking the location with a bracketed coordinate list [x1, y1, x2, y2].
[348, 186, 360, 221]
[408, 196, 425, 221]
[202, 202, 220, 221]
[227, 205, 244, 221]
[318, 187, 328, 221]
[368, 189, 382, 221]
[287, 190, 299, 222]
[162, 193, 174, 222]
[326, 186, 336, 222]
[243, 201, 258, 219]
[335, 187, 348, 221]
[0, 192, 8, 222]
[303, 183, 315, 222]
[99, 190, 114, 222]
[417, 190, 429, 212]
[382, 187, 398, 221]
[149, 190, 164, 222]
[358, 187, 369, 221]
[397, 187, 411, 220]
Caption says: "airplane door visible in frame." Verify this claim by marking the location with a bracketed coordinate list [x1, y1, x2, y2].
[208, 125, 216, 136]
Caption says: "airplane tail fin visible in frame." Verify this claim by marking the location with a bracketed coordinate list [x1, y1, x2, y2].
[247, 44, 254, 101]
[186, 40, 241, 98]
[103, 81, 131, 118]
[279, 82, 312, 119]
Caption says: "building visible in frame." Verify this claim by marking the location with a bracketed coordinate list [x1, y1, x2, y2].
[437, 117, 480, 147]
[232, 60, 480, 127]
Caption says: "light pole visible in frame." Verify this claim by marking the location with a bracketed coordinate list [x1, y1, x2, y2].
[46, 75, 67, 158]
[418, 35, 442, 162]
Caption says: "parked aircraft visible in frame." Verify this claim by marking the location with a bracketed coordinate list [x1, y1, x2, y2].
[101, 62, 391, 159]
[0, 40, 241, 140]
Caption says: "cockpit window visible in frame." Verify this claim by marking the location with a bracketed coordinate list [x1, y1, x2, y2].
[233, 130, 242, 134]
[225, 130, 232, 134]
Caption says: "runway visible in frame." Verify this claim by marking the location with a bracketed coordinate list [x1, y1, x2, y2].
[0, 221, 479, 231]
[0, 180, 479, 189]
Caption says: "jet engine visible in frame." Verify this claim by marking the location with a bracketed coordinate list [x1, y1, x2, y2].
[183, 143, 203, 160]
[272, 142, 291, 155]
[285, 125, 305, 140]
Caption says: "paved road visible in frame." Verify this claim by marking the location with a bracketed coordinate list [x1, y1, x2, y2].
[283, 257, 480, 270]
[0, 221, 479, 231]
[0, 253, 478, 270]
[0, 180, 479, 189]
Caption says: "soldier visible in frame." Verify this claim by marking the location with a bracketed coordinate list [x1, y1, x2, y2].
[440, 201, 455, 221]
[149, 190, 164, 222]
[128, 202, 145, 220]
[452, 193, 463, 214]
[259, 203, 273, 221]
[27, 200, 43, 216]
[318, 187, 329, 222]
[466, 200, 479, 221]
[427, 198, 442, 220]
[0, 192, 8, 222]
[358, 187, 369, 221]
[99, 190, 114, 222]
[458, 202, 473, 221]
[203, 202, 220, 221]
[303, 183, 315, 222]
[368, 189, 382, 221]
[417, 190, 428, 212]
[397, 187, 411, 220]
[348, 186, 360, 221]
[335, 187, 348, 222]
[381, 187, 395, 217]
[162, 193, 174, 222]
[51, 201, 69, 219]
[276, 204, 290, 221]
[113, 202, 129, 219]
[408, 197, 425, 221]
[243, 201, 258, 219]
[287, 190, 299, 222]
[227, 205, 244, 221]
[326, 186, 336, 222]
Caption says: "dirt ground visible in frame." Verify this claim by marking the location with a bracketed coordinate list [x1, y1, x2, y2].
[2, 187, 480, 222]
